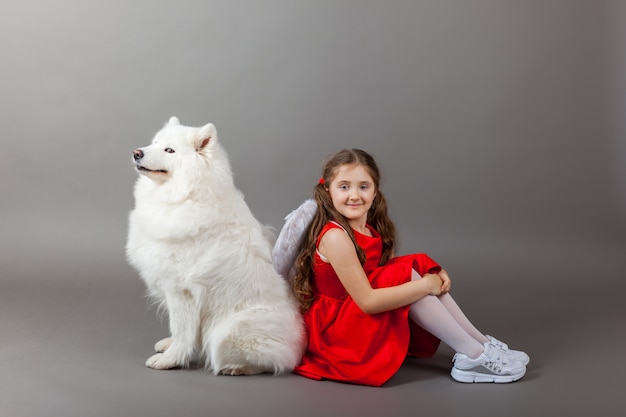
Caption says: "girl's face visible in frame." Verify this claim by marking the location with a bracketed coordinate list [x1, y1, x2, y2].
[327, 163, 377, 227]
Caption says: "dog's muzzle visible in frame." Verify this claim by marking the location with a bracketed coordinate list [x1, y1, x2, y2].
[132, 148, 167, 174]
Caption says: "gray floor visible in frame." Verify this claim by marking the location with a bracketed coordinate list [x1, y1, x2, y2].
[2, 237, 625, 417]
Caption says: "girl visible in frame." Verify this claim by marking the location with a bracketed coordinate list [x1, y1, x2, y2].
[290, 149, 529, 386]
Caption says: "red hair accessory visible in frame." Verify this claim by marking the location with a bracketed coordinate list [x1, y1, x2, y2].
[319, 178, 325, 185]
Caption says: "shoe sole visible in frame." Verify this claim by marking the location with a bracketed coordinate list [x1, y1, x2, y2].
[450, 367, 526, 383]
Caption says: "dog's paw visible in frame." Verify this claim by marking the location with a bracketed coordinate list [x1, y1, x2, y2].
[219, 366, 265, 376]
[145, 353, 179, 370]
[154, 337, 172, 353]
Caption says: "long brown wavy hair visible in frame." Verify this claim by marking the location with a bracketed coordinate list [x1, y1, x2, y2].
[292, 149, 396, 312]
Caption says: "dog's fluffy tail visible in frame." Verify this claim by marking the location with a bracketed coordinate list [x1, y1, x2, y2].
[204, 306, 305, 375]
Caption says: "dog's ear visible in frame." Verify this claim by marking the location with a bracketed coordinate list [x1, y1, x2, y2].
[168, 116, 180, 126]
[196, 123, 216, 152]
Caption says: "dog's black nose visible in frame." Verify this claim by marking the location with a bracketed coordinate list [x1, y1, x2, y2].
[133, 149, 144, 160]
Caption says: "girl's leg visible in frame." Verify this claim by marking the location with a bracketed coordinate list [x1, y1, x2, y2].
[409, 271, 483, 358]
[437, 293, 489, 345]
[439, 293, 530, 365]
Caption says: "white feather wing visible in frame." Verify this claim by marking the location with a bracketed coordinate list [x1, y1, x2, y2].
[272, 199, 317, 283]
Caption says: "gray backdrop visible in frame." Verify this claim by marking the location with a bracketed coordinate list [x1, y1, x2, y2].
[1, 1, 625, 416]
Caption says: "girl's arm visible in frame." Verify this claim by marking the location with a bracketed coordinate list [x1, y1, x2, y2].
[319, 229, 443, 315]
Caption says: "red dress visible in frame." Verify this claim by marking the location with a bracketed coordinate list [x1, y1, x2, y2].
[293, 222, 442, 386]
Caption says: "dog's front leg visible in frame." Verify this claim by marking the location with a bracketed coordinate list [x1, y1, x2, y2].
[146, 290, 199, 370]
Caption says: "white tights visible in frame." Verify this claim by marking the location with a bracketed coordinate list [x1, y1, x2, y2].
[408, 270, 488, 359]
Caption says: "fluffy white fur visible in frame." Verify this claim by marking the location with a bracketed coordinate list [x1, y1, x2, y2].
[126, 117, 305, 375]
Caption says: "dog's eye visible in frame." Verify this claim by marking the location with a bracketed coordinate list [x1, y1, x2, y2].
[164, 148, 175, 153]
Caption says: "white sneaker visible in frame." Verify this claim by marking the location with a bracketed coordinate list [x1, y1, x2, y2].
[486, 335, 530, 366]
[451, 342, 526, 383]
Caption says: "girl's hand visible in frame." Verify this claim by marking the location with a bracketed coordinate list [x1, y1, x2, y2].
[438, 269, 452, 294]
[422, 273, 443, 296]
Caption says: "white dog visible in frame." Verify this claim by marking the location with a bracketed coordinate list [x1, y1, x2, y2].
[126, 117, 305, 375]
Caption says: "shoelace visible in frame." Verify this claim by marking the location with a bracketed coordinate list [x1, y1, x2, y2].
[483, 345, 510, 373]
[489, 338, 510, 352]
